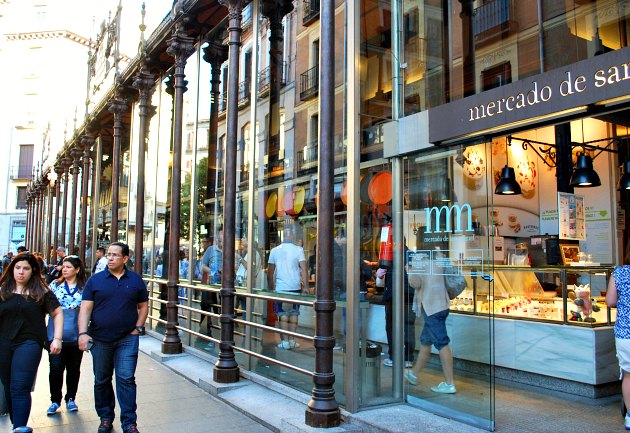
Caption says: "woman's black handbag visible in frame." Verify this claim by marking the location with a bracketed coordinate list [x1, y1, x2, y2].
[47, 308, 79, 343]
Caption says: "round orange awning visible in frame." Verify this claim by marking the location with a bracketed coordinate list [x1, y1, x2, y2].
[368, 171, 392, 205]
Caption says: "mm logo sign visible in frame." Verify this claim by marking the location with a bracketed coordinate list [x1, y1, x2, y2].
[424, 203, 474, 234]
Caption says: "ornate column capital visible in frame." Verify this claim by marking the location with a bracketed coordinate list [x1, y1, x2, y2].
[81, 134, 95, 151]
[166, 21, 195, 70]
[202, 32, 229, 68]
[219, 0, 245, 28]
[132, 67, 156, 116]
[54, 163, 64, 176]
[71, 147, 83, 173]
[262, 0, 293, 24]
[62, 155, 73, 173]
[108, 97, 128, 118]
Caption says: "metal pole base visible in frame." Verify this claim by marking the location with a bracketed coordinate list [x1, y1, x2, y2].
[305, 408, 341, 428]
[213, 364, 240, 383]
[161, 340, 182, 354]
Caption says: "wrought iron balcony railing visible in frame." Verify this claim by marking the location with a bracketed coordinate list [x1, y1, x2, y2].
[238, 79, 251, 108]
[303, 0, 320, 26]
[300, 65, 319, 101]
[257, 62, 287, 96]
[297, 140, 318, 173]
[9, 165, 34, 180]
[217, 93, 228, 113]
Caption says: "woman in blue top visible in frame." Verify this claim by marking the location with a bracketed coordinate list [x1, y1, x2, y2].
[607, 262, 630, 431]
[46, 256, 86, 416]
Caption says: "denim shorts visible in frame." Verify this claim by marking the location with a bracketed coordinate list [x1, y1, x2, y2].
[274, 291, 301, 317]
[420, 308, 450, 350]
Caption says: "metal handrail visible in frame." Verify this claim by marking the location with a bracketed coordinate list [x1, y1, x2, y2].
[145, 278, 315, 342]
[147, 278, 315, 307]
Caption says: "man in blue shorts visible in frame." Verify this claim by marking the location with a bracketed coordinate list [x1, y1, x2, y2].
[78, 242, 148, 433]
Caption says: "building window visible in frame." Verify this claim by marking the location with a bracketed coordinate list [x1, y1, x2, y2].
[16, 187, 27, 209]
[18, 144, 34, 179]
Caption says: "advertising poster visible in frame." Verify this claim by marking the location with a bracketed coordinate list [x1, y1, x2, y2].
[558, 192, 585, 240]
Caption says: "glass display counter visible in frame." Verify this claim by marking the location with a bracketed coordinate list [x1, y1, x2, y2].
[450, 265, 615, 326]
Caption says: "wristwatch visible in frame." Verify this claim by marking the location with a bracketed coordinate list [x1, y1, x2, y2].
[135, 326, 146, 336]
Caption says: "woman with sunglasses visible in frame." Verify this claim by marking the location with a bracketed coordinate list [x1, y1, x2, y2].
[46, 255, 86, 416]
[0, 252, 63, 433]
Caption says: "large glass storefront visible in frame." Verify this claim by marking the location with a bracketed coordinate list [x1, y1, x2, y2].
[60, 1, 630, 431]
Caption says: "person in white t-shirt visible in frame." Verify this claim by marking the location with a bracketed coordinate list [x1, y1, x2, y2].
[267, 224, 308, 350]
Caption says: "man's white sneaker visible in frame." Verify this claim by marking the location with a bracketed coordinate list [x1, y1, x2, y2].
[383, 358, 393, 367]
[277, 341, 291, 349]
[404, 370, 418, 385]
[625, 413, 630, 430]
[431, 382, 456, 394]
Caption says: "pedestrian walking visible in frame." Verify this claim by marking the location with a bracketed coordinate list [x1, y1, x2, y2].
[47, 247, 66, 283]
[46, 255, 87, 416]
[404, 247, 455, 394]
[78, 242, 148, 433]
[200, 232, 223, 350]
[606, 256, 630, 430]
[267, 224, 308, 350]
[0, 252, 63, 433]
[92, 247, 108, 274]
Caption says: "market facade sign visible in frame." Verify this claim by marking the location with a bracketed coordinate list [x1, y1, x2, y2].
[429, 47, 630, 143]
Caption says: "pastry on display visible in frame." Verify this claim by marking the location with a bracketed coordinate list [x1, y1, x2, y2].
[516, 159, 537, 199]
[463, 147, 486, 191]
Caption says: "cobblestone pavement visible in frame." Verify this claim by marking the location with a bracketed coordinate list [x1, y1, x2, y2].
[0, 346, 273, 433]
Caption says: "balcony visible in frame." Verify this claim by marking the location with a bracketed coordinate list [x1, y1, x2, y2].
[257, 62, 287, 97]
[239, 163, 250, 185]
[473, 0, 514, 44]
[217, 93, 227, 114]
[300, 65, 319, 101]
[303, 0, 320, 26]
[297, 140, 318, 173]
[9, 165, 33, 180]
[238, 79, 251, 109]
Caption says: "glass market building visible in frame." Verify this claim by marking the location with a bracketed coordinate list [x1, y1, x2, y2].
[27, 0, 630, 430]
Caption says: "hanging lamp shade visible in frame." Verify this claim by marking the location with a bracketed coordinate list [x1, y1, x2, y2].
[495, 166, 522, 195]
[570, 154, 601, 187]
[619, 161, 630, 190]
[439, 177, 452, 202]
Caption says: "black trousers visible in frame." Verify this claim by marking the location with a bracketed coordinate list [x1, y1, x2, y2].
[48, 343, 84, 404]
[385, 297, 416, 362]
[199, 291, 220, 336]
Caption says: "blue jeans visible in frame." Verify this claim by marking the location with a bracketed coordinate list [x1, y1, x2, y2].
[91, 334, 139, 429]
[0, 338, 42, 428]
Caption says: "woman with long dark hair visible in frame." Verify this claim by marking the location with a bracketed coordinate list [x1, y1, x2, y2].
[0, 252, 63, 433]
[46, 255, 86, 415]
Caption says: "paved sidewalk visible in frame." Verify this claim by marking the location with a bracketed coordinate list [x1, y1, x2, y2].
[0, 343, 272, 433]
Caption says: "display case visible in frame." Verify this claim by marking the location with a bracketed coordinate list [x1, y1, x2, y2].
[450, 265, 615, 326]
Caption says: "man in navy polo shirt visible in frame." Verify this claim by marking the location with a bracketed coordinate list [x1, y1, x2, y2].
[78, 242, 148, 433]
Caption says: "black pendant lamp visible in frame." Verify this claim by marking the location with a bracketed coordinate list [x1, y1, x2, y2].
[439, 177, 456, 202]
[619, 161, 630, 190]
[495, 139, 522, 195]
[570, 153, 601, 187]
